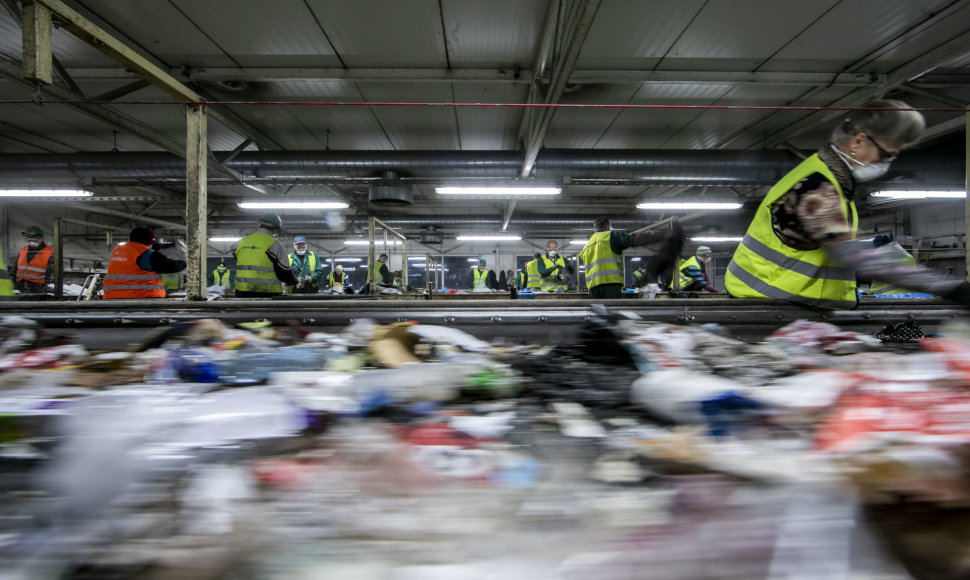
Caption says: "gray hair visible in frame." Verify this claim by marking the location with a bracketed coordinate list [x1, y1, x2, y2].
[830, 99, 925, 148]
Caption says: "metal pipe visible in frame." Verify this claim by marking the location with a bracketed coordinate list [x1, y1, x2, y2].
[1, 149, 962, 187]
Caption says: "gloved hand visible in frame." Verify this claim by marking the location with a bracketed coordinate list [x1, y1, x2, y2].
[945, 282, 970, 307]
[296, 279, 305, 289]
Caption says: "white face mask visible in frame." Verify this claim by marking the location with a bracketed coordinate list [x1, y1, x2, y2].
[27, 241, 40, 248]
[831, 145, 891, 182]
[296, 250, 306, 256]
[699, 256, 711, 264]
[548, 250, 557, 258]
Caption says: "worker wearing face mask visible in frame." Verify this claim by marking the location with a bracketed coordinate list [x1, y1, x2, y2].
[726, 99, 970, 309]
[670, 246, 720, 293]
[287, 236, 322, 294]
[233, 214, 297, 297]
[11, 226, 53, 295]
[538, 240, 572, 292]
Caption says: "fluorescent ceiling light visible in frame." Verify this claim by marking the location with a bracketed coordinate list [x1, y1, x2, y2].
[343, 240, 402, 245]
[238, 201, 349, 209]
[436, 186, 561, 196]
[339, 267, 357, 272]
[456, 235, 522, 241]
[569, 239, 588, 245]
[209, 236, 241, 242]
[870, 191, 966, 199]
[0, 189, 92, 197]
[637, 202, 742, 210]
[334, 257, 362, 262]
[690, 236, 743, 242]
[630, 257, 641, 262]
[408, 256, 429, 261]
[467, 258, 481, 262]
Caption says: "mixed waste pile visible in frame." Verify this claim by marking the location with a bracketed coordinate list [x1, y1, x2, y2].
[1, 308, 968, 578]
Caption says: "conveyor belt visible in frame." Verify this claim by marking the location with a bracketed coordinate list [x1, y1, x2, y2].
[1, 298, 964, 348]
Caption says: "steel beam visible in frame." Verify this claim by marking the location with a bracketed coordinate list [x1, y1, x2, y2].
[966, 105, 969, 283]
[519, 0, 602, 177]
[52, 216, 63, 298]
[898, 83, 968, 109]
[66, 203, 185, 231]
[27, 0, 199, 101]
[20, 0, 52, 85]
[90, 79, 150, 102]
[185, 105, 207, 301]
[761, 27, 970, 148]
[175, 67, 889, 87]
[501, 201, 517, 231]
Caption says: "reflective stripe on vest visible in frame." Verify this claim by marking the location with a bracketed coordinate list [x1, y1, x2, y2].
[670, 256, 700, 290]
[103, 242, 165, 299]
[472, 268, 488, 289]
[526, 260, 541, 289]
[0, 248, 14, 296]
[580, 231, 623, 288]
[212, 269, 231, 286]
[725, 153, 858, 310]
[540, 255, 567, 291]
[329, 271, 347, 285]
[16, 246, 53, 284]
[235, 232, 282, 293]
[515, 271, 526, 288]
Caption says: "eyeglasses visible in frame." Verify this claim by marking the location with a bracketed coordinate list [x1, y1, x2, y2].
[864, 134, 897, 162]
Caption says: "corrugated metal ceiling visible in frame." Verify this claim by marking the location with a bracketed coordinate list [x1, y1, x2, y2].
[0, 0, 966, 229]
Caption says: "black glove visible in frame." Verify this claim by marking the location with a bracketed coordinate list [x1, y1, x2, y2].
[152, 241, 176, 251]
[945, 282, 970, 307]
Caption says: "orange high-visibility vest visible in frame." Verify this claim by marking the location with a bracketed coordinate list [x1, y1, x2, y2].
[16, 246, 52, 284]
[103, 242, 165, 299]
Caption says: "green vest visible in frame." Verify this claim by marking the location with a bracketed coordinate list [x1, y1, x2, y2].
[632, 269, 645, 287]
[725, 153, 858, 309]
[0, 248, 14, 297]
[472, 268, 488, 289]
[872, 252, 917, 294]
[288, 251, 317, 273]
[579, 231, 623, 289]
[540, 255, 567, 292]
[235, 232, 282, 294]
[670, 256, 701, 290]
[525, 259, 541, 289]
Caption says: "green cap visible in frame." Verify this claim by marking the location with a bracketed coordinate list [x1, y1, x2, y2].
[22, 226, 43, 237]
[479, 258, 487, 266]
[258, 213, 283, 230]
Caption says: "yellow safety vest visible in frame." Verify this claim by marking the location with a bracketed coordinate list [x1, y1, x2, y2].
[0, 248, 16, 297]
[579, 231, 623, 289]
[472, 268, 488, 290]
[212, 268, 231, 287]
[514, 270, 526, 289]
[235, 232, 282, 294]
[163, 272, 181, 291]
[540, 255, 567, 292]
[328, 270, 348, 286]
[288, 251, 317, 273]
[525, 259, 541, 289]
[725, 153, 858, 309]
[670, 256, 702, 290]
[872, 252, 917, 294]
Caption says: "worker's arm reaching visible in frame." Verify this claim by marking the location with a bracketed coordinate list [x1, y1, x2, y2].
[265, 240, 297, 286]
[136, 248, 186, 274]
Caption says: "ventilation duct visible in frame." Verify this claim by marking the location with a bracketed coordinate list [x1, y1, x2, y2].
[419, 225, 443, 244]
[368, 171, 413, 206]
[0, 149, 960, 188]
